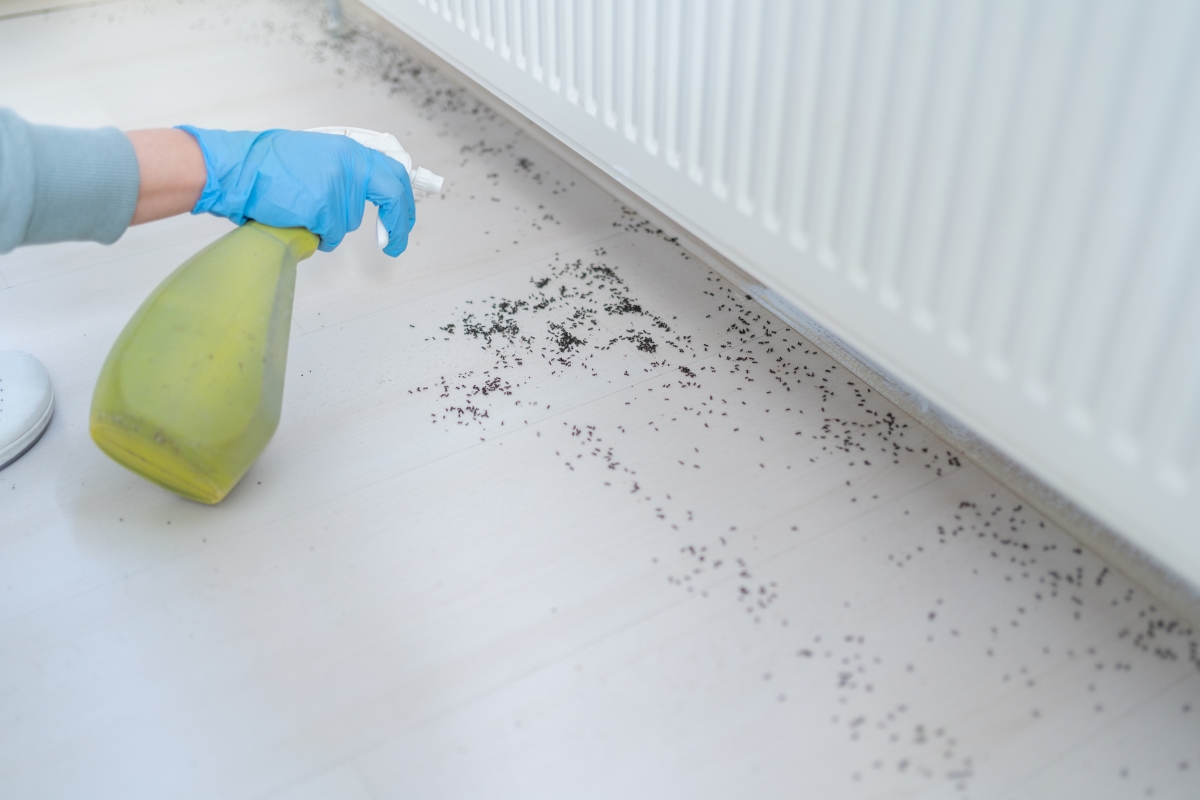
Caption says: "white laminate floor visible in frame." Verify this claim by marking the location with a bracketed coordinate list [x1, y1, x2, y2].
[2, 2, 1199, 798]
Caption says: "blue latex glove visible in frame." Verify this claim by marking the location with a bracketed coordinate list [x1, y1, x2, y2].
[177, 126, 415, 257]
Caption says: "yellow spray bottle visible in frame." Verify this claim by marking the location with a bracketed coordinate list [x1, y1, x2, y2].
[90, 128, 442, 504]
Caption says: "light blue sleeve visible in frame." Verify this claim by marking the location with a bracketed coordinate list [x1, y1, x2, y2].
[0, 108, 140, 254]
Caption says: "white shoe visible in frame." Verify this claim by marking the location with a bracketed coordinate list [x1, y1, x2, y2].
[0, 352, 55, 471]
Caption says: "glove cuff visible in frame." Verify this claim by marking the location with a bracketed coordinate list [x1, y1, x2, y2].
[175, 125, 258, 224]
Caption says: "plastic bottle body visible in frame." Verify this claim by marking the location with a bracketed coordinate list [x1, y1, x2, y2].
[90, 222, 319, 503]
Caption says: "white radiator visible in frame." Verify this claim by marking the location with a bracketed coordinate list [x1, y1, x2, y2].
[366, 0, 1200, 587]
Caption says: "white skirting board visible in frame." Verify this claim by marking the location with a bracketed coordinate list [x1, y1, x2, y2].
[362, 0, 1200, 595]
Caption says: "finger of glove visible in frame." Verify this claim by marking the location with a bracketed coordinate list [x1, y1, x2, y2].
[365, 152, 416, 258]
[244, 192, 344, 252]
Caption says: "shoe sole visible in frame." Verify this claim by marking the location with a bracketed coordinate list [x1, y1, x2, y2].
[0, 389, 54, 472]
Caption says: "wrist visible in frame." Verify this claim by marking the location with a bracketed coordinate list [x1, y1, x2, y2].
[127, 128, 207, 225]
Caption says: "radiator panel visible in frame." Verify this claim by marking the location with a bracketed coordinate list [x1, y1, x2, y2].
[368, 0, 1200, 585]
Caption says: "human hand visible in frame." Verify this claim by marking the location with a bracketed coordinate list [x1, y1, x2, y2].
[177, 126, 416, 257]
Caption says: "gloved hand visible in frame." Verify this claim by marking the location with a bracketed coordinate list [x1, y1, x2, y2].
[177, 126, 415, 257]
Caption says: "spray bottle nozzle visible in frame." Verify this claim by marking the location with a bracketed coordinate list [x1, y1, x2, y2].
[412, 167, 444, 194]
